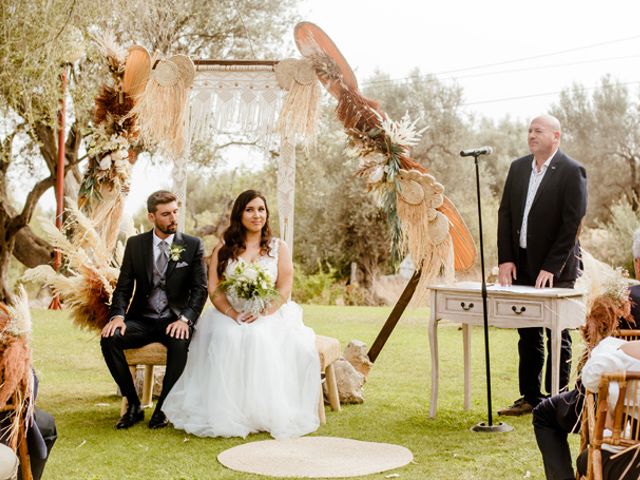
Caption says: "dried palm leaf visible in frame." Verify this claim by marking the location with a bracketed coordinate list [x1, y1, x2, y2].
[123, 45, 151, 99]
[294, 22, 358, 97]
[439, 196, 477, 271]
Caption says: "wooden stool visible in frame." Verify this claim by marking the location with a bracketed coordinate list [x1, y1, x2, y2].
[121, 342, 167, 415]
[0, 393, 32, 480]
[315, 335, 342, 424]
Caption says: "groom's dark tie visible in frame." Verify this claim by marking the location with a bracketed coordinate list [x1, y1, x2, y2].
[156, 240, 169, 274]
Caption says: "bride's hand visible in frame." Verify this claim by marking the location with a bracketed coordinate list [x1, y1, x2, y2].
[237, 312, 258, 324]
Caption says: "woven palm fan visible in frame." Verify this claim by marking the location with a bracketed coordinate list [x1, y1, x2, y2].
[169, 54, 196, 88]
[397, 158, 476, 272]
[123, 45, 151, 99]
[131, 55, 194, 157]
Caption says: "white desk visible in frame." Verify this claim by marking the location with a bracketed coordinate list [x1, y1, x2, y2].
[428, 282, 585, 417]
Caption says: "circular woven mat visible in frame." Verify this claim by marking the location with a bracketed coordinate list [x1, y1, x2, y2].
[217, 436, 413, 478]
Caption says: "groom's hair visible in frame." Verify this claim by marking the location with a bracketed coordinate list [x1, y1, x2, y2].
[147, 190, 178, 213]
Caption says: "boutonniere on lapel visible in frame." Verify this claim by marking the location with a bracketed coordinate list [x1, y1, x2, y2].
[169, 243, 186, 262]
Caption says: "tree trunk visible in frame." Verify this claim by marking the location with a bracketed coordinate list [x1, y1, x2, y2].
[13, 227, 53, 267]
[0, 221, 17, 304]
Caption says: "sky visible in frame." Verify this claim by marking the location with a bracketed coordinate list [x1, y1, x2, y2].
[300, 0, 640, 120]
[27, 0, 640, 215]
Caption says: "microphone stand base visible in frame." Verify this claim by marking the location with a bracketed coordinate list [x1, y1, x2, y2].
[471, 421, 513, 433]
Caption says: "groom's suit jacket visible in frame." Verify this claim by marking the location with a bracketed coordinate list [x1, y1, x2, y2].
[109, 230, 208, 324]
[498, 149, 587, 285]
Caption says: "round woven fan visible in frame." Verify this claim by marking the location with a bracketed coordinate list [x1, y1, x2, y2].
[169, 54, 196, 88]
[123, 45, 151, 98]
[294, 21, 358, 98]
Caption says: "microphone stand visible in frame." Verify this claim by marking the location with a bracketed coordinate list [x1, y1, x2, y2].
[464, 149, 512, 433]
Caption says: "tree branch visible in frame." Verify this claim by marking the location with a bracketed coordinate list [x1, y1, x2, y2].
[8, 175, 55, 235]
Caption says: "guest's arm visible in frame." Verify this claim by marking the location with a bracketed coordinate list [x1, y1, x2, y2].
[581, 338, 628, 392]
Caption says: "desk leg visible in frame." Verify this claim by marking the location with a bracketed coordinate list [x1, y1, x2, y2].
[463, 323, 471, 410]
[428, 316, 439, 418]
[550, 325, 561, 396]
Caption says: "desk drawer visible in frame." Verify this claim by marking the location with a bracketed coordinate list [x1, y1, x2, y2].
[443, 296, 484, 316]
[493, 299, 544, 320]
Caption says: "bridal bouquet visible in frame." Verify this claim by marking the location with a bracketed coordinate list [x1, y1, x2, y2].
[218, 262, 280, 316]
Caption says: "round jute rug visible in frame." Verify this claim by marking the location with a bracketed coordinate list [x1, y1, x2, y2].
[217, 436, 413, 478]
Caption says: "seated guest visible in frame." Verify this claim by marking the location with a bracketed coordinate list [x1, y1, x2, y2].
[0, 443, 18, 480]
[0, 299, 57, 480]
[575, 333, 640, 478]
[0, 385, 59, 480]
[532, 283, 639, 480]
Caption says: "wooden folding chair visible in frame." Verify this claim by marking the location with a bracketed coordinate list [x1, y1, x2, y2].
[0, 392, 33, 480]
[584, 371, 640, 480]
[613, 330, 640, 342]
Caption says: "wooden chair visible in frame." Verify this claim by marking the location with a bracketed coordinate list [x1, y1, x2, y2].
[583, 371, 640, 480]
[0, 392, 33, 480]
[315, 335, 341, 424]
[613, 330, 640, 342]
[121, 342, 167, 415]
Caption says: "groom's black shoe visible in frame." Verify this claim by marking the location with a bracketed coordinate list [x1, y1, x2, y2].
[148, 408, 169, 429]
[116, 403, 144, 429]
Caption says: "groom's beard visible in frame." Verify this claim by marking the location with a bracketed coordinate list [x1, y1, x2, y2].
[156, 222, 177, 235]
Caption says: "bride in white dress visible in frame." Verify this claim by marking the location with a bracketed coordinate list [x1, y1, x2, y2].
[163, 190, 321, 439]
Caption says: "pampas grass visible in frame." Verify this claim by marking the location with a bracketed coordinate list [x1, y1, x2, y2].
[22, 199, 127, 331]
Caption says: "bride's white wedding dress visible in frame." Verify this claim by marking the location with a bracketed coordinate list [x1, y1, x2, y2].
[163, 238, 321, 439]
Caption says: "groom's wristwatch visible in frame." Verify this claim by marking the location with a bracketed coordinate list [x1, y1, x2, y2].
[178, 315, 192, 326]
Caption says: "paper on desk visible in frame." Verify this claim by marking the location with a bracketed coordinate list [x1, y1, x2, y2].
[488, 284, 539, 293]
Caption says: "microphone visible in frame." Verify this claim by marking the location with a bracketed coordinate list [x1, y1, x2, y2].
[459, 146, 493, 157]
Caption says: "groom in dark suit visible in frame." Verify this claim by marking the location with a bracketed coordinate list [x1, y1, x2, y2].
[497, 114, 587, 416]
[101, 190, 208, 429]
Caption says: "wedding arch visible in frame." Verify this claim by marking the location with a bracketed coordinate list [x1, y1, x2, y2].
[172, 59, 315, 254]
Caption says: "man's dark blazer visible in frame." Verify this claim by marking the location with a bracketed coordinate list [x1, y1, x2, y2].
[109, 230, 208, 324]
[498, 149, 587, 285]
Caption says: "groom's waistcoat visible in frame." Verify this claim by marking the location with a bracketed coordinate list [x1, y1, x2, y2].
[142, 262, 173, 320]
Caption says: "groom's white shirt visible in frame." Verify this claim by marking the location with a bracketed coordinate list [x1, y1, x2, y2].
[152, 231, 174, 264]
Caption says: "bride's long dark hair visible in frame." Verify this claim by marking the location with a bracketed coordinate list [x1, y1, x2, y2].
[217, 189, 273, 278]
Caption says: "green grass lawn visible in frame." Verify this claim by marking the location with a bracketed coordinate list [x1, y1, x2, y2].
[31, 305, 582, 479]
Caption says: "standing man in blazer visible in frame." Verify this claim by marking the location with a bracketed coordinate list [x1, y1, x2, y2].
[101, 190, 208, 429]
[497, 114, 587, 416]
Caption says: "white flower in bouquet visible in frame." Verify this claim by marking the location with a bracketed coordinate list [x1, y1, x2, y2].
[98, 154, 112, 170]
[243, 267, 259, 282]
[218, 262, 279, 317]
